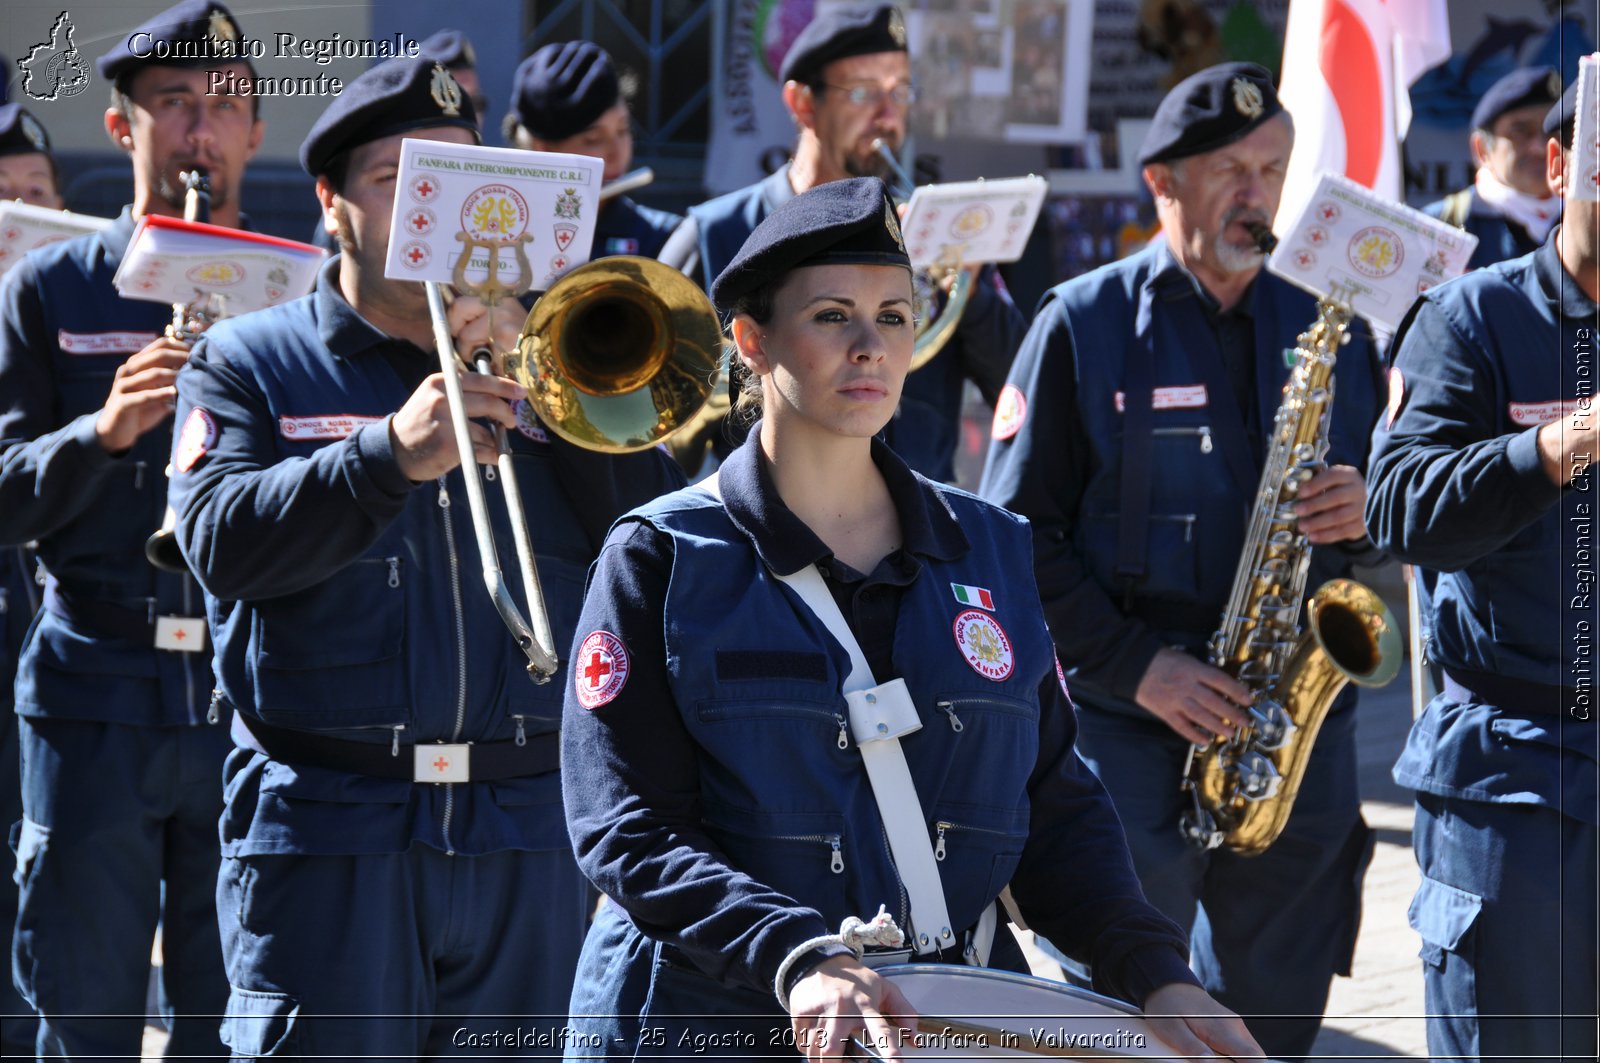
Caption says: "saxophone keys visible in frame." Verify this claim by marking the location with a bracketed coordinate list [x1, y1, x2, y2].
[1235, 751, 1283, 801]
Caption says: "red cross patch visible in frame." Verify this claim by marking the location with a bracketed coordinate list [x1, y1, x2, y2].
[175, 408, 217, 473]
[575, 631, 630, 710]
[991, 383, 1027, 441]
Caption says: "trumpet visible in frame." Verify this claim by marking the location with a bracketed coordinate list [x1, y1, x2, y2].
[146, 169, 214, 574]
[870, 139, 975, 370]
[426, 250, 720, 680]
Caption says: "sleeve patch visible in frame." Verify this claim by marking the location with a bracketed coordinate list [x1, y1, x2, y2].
[1385, 367, 1404, 429]
[992, 384, 1028, 441]
[574, 631, 631, 709]
[174, 408, 217, 473]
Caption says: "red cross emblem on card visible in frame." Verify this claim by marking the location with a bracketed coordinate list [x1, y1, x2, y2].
[413, 743, 469, 783]
[155, 616, 206, 653]
[410, 174, 441, 203]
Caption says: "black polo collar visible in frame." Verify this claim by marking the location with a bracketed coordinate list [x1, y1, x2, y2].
[716, 422, 968, 577]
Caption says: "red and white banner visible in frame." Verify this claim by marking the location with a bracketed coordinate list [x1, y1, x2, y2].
[1278, 0, 1451, 215]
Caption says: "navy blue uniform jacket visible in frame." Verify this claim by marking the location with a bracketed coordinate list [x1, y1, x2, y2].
[1365, 233, 1597, 815]
[561, 432, 1197, 1006]
[0, 209, 210, 725]
[171, 259, 684, 856]
[979, 242, 1385, 712]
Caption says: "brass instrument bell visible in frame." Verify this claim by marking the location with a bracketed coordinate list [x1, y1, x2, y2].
[507, 256, 722, 453]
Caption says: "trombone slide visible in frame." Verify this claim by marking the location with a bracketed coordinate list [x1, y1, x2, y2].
[424, 281, 560, 681]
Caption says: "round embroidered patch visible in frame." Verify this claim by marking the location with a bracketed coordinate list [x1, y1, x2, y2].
[174, 407, 217, 473]
[1385, 366, 1404, 429]
[574, 631, 629, 709]
[953, 609, 1014, 681]
[992, 384, 1027, 441]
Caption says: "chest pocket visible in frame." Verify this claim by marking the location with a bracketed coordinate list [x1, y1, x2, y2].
[251, 555, 407, 728]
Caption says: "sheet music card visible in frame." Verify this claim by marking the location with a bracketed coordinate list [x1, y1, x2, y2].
[0, 202, 112, 278]
[383, 140, 604, 292]
[901, 176, 1047, 269]
[1268, 172, 1478, 331]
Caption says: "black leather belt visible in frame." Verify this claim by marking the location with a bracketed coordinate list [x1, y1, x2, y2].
[234, 711, 559, 782]
[45, 583, 157, 642]
[1441, 667, 1583, 717]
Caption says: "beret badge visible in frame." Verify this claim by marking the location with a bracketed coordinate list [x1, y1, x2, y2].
[884, 201, 905, 253]
[207, 10, 238, 48]
[888, 7, 907, 47]
[1232, 77, 1264, 119]
[430, 64, 464, 117]
[20, 114, 48, 152]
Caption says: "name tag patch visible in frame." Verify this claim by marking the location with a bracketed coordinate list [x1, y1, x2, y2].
[1115, 384, 1208, 413]
[279, 414, 383, 441]
[604, 237, 640, 255]
[58, 330, 157, 355]
[1507, 400, 1582, 427]
[953, 609, 1014, 681]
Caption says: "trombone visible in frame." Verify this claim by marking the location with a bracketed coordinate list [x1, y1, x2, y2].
[426, 249, 720, 681]
[872, 139, 976, 370]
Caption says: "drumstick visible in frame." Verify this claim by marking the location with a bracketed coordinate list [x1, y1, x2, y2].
[912, 1015, 1159, 1060]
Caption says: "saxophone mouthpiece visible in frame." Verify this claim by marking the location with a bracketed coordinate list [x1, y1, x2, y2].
[1244, 221, 1278, 255]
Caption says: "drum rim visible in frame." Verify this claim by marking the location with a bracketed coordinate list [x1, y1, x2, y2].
[873, 963, 1146, 1018]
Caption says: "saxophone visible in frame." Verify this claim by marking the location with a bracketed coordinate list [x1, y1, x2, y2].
[1178, 287, 1402, 855]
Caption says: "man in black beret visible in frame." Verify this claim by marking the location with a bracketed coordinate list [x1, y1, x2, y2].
[1425, 66, 1565, 269]
[980, 61, 1387, 1061]
[0, 2, 263, 1057]
[660, 3, 1024, 483]
[419, 29, 488, 130]
[169, 55, 683, 1056]
[0, 104, 62, 208]
[506, 40, 681, 258]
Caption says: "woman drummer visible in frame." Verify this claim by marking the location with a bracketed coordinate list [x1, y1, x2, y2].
[560, 178, 1261, 1061]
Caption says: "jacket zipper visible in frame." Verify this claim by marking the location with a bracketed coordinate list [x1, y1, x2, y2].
[934, 819, 1013, 862]
[437, 478, 468, 855]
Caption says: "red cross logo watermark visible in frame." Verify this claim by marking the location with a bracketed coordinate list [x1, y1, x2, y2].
[575, 631, 630, 709]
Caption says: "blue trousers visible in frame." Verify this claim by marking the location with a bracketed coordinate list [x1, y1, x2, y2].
[1411, 790, 1598, 1063]
[1, 713, 36, 1058]
[218, 842, 589, 1059]
[1067, 702, 1371, 1062]
[13, 716, 231, 1060]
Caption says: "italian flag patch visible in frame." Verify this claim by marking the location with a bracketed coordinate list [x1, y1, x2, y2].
[951, 583, 995, 611]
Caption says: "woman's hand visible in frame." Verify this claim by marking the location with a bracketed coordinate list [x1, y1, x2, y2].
[788, 956, 918, 1061]
[1142, 982, 1263, 1060]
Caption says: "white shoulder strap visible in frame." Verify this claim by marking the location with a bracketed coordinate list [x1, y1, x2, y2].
[775, 563, 956, 955]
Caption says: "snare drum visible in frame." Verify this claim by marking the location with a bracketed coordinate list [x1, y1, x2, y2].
[851, 965, 1186, 1060]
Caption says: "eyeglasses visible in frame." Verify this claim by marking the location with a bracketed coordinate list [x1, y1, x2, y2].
[820, 82, 917, 108]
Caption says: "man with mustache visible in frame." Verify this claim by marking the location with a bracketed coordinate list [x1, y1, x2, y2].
[659, 4, 1023, 482]
[0, 2, 261, 1056]
[979, 63, 1385, 1062]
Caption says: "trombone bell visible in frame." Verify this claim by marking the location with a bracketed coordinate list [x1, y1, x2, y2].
[509, 256, 721, 453]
